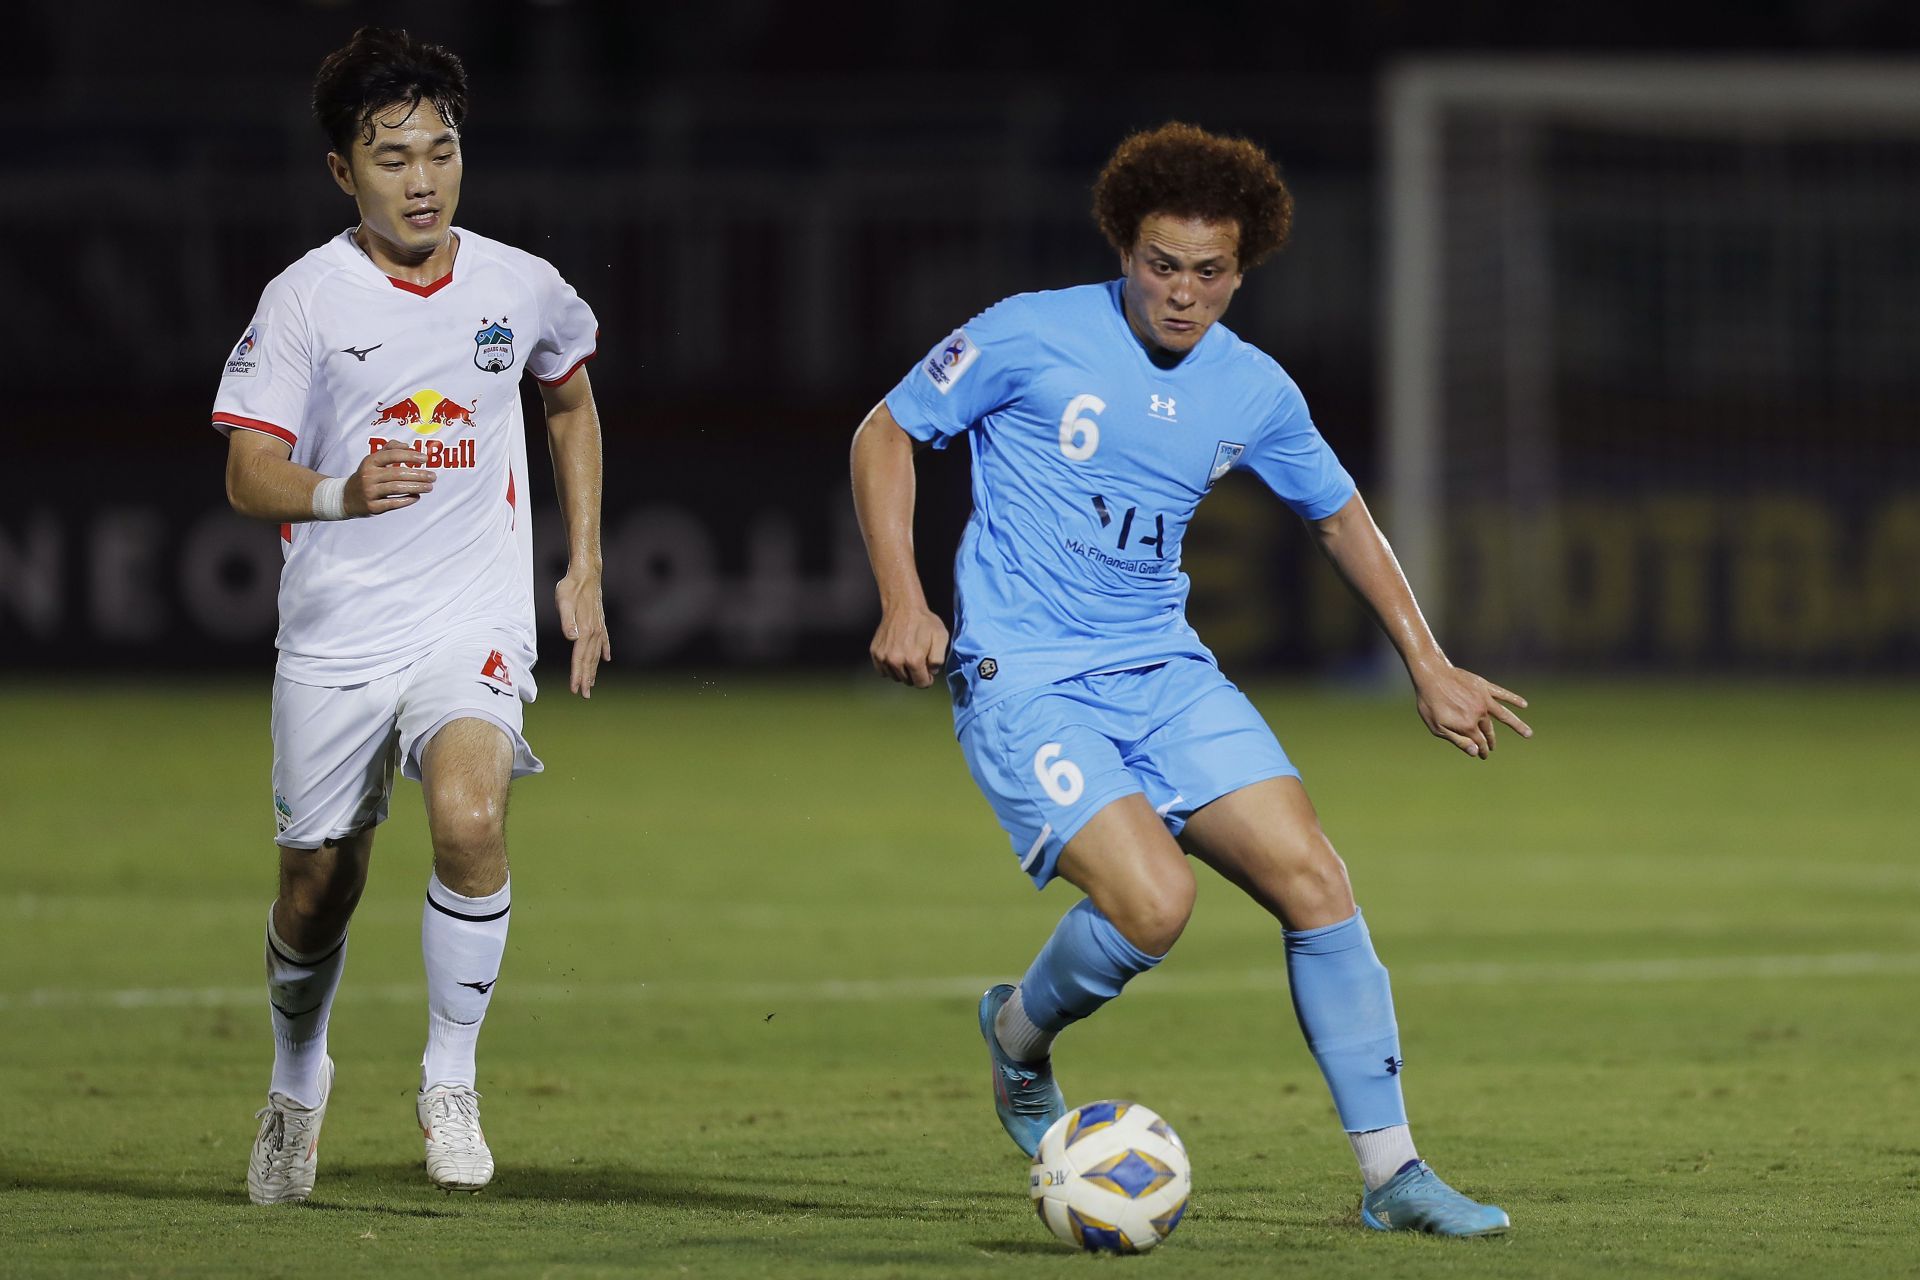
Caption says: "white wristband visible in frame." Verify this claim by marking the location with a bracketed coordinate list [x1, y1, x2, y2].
[311, 475, 349, 521]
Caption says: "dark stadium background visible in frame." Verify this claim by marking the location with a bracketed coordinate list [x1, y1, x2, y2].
[5, 0, 1917, 679]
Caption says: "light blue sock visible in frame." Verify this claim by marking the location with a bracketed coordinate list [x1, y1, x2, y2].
[1284, 908, 1409, 1132]
[1017, 898, 1164, 1032]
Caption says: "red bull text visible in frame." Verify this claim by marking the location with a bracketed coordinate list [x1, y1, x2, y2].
[369, 437, 478, 468]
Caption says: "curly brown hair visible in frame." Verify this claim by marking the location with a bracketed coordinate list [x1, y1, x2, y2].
[1092, 122, 1293, 269]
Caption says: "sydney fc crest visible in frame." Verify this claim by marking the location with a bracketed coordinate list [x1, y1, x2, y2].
[474, 318, 515, 373]
[1208, 440, 1246, 486]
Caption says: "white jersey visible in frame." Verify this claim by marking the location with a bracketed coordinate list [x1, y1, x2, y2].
[212, 228, 597, 687]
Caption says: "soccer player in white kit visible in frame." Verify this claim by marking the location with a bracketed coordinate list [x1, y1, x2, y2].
[216, 28, 610, 1203]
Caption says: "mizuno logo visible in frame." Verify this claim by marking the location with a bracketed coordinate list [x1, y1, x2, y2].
[1385, 1056, 1404, 1075]
[474, 680, 512, 697]
[340, 343, 383, 362]
[458, 979, 497, 994]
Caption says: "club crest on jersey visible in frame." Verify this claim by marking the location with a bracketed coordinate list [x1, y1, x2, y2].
[1149, 394, 1177, 421]
[225, 323, 263, 378]
[1208, 440, 1246, 485]
[474, 318, 515, 373]
[921, 327, 981, 395]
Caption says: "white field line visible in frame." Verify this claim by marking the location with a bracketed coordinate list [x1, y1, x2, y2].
[2, 951, 1918, 1014]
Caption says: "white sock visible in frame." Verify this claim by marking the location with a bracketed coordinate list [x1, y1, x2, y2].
[1350, 1124, 1420, 1191]
[265, 908, 347, 1107]
[420, 874, 510, 1089]
[993, 985, 1056, 1063]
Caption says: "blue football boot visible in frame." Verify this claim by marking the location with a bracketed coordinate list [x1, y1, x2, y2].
[1361, 1159, 1511, 1236]
[977, 984, 1066, 1157]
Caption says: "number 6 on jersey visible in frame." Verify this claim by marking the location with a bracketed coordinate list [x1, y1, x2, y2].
[1058, 394, 1105, 462]
[1033, 742, 1086, 805]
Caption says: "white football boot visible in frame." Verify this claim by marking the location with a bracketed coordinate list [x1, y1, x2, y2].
[248, 1056, 334, 1205]
[418, 1080, 494, 1192]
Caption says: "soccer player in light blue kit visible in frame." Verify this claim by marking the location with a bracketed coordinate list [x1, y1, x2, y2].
[851, 123, 1532, 1237]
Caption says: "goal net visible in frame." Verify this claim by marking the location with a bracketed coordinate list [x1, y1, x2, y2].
[1381, 61, 1920, 672]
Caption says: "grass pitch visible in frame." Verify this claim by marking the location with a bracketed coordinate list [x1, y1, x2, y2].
[1, 675, 1915, 1278]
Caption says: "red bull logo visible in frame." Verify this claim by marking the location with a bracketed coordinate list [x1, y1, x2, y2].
[373, 398, 421, 426]
[369, 388, 481, 466]
[431, 398, 474, 427]
[371, 388, 476, 435]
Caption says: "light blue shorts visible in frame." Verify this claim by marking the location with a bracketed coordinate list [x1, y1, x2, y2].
[957, 659, 1298, 888]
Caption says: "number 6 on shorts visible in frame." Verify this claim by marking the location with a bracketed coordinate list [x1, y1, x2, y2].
[1033, 742, 1085, 806]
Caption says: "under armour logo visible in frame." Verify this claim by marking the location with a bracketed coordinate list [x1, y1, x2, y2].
[1385, 1055, 1404, 1075]
[339, 343, 383, 362]
[1148, 394, 1177, 420]
[458, 979, 497, 994]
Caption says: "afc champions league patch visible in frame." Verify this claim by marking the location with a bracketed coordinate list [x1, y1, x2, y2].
[474, 318, 515, 373]
[921, 327, 981, 395]
[226, 322, 264, 378]
[1208, 440, 1246, 486]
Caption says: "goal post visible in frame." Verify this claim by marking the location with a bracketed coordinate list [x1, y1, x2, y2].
[1379, 60, 1920, 672]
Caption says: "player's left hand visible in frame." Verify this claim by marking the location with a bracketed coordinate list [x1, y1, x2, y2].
[1411, 662, 1531, 760]
[555, 568, 611, 699]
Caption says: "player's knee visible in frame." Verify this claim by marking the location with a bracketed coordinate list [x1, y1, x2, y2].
[1299, 832, 1352, 901]
[430, 805, 504, 862]
[428, 788, 507, 886]
[280, 877, 354, 927]
[1110, 862, 1196, 957]
[1265, 828, 1355, 926]
[277, 836, 369, 926]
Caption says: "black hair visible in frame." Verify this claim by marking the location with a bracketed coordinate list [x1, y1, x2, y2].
[312, 26, 468, 155]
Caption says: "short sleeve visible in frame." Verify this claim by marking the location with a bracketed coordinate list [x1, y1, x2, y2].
[1241, 375, 1355, 519]
[211, 275, 312, 448]
[527, 262, 599, 386]
[883, 296, 1031, 449]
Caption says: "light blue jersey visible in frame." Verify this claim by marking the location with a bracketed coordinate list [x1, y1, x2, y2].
[885, 281, 1355, 729]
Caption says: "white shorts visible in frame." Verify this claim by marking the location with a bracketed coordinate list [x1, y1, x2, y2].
[270, 632, 544, 849]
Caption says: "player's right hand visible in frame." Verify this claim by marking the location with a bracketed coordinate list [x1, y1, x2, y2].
[347, 444, 436, 515]
[871, 606, 949, 688]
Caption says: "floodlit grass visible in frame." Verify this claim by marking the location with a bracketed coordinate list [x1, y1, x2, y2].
[2, 675, 1915, 1277]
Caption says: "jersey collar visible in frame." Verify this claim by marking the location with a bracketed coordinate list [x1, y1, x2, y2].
[337, 227, 461, 297]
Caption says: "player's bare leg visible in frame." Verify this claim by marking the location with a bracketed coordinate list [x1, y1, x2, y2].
[1057, 797, 1198, 958]
[982, 796, 1194, 1155]
[276, 830, 376, 950]
[1176, 777, 1351, 930]
[250, 830, 372, 1205]
[1180, 778, 1509, 1236]
[422, 717, 512, 896]
[415, 717, 513, 1191]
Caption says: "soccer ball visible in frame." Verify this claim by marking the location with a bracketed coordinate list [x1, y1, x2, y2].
[1029, 1100, 1191, 1254]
